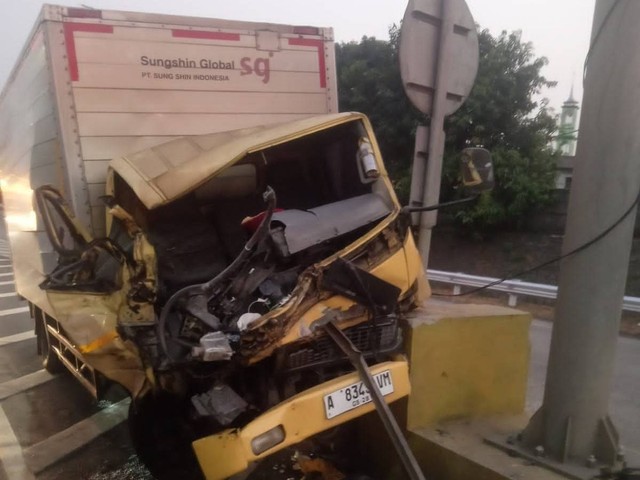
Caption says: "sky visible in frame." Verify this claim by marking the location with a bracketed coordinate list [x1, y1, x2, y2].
[0, 0, 595, 112]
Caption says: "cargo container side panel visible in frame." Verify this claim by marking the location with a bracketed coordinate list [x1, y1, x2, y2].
[73, 89, 331, 115]
[76, 112, 313, 137]
[63, 21, 335, 226]
[0, 25, 64, 309]
[80, 136, 180, 161]
[68, 26, 333, 101]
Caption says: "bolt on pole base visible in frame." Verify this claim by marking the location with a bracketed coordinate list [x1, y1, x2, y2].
[485, 432, 626, 480]
[522, 410, 620, 464]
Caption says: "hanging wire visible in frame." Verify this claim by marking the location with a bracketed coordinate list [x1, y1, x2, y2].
[435, 0, 634, 297]
[433, 185, 640, 297]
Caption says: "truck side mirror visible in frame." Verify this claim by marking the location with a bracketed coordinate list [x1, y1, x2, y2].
[460, 147, 494, 194]
[401, 147, 494, 218]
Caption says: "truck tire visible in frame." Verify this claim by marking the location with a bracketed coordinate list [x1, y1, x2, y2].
[37, 313, 65, 374]
[128, 394, 204, 480]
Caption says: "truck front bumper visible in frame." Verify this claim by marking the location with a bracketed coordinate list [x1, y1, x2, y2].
[192, 359, 410, 480]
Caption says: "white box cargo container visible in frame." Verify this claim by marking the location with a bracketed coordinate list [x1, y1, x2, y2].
[0, 4, 337, 304]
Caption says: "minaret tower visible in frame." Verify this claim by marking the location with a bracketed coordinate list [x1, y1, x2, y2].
[556, 86, 580, 155]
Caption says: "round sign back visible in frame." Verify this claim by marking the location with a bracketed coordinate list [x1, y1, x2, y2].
[399, 0, 479, 116]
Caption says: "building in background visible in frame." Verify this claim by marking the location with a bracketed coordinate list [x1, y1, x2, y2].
[554, 88, 580, 189]
[555, 87, 580, 155]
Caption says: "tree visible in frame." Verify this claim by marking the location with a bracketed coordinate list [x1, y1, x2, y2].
[442, 30, 559, 233]
[336, 27, 559, 233]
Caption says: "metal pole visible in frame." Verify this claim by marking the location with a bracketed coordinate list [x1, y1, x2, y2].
[416, 0, 453, 268]
[409, 125, 429, 227]
[523, 0, 639, 467]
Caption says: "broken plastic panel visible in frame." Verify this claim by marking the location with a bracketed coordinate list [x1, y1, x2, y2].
[270, 193, 391, 257]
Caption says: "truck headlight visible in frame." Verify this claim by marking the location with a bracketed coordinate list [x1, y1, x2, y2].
[250, 425, 285, 455]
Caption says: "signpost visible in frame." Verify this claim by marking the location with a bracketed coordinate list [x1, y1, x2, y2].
[400, 0, 479, 266]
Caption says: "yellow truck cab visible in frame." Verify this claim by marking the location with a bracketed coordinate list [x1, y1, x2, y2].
[34, 112, 428, 479]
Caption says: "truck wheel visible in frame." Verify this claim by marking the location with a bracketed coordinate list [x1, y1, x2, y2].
[128, 394, 204, 480]
[37, 314, 65, 374]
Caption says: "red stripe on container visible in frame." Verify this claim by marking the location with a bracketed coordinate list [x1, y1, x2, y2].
[63, 23, 113, 81]
[288, 38, 326, 88]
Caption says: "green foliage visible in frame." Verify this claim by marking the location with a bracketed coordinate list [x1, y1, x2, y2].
[454, 147, 558, 233]
[445, 30, 557, 154]
[443, 30, 559, 234]
[335, 27, 559, 234]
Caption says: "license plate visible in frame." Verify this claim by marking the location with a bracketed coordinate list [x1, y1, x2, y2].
[323, 370, 394, 419]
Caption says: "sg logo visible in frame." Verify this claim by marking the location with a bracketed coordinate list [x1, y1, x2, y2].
[240, 56, 271, 84]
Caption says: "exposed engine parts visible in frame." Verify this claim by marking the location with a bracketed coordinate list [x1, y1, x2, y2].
[30, 114, 428, 479]
[155, 184, 396, 371]
[157, 187, 267, 362]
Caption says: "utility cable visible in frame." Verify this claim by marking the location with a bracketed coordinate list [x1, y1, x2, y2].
[432, 186, 640, 297]
[434, 0, 631, 298]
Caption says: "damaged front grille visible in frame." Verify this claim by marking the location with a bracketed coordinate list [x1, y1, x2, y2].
[284, 316, 401, 372]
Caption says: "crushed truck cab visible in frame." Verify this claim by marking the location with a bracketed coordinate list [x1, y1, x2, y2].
[35, 112, 428, 478]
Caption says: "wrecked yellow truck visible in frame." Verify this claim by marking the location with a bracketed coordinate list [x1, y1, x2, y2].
[0, 6, 434, 479]
[14, 111, 429, 479]
[45, 114, 427, 478]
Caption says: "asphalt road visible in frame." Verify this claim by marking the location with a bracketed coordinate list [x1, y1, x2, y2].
[0, 224, 638, 478]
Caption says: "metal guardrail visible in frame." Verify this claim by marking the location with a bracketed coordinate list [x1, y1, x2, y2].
[427, 269, 640, 313]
